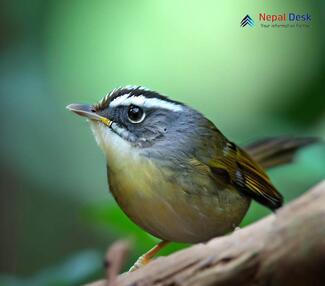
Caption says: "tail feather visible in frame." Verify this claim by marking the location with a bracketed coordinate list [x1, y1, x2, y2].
[245, 137, 319, 169]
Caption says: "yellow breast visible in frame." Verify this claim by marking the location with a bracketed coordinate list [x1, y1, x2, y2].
[107, 154, 250, 243]
[91, 122, 250, 243]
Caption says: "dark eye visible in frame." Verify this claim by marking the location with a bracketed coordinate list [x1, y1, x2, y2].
[127, 105, 145, 123]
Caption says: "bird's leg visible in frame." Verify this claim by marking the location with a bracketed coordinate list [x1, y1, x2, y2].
[129, 240, 169, 271]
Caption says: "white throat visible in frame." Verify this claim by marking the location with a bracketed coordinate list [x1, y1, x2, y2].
[89, 121, 141, 167]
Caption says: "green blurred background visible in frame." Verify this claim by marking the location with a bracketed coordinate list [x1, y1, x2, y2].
[0, 0, 324, 285]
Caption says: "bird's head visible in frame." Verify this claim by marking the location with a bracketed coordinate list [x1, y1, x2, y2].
[67, 86, 205, 162]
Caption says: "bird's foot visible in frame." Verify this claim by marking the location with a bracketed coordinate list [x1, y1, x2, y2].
[128, 240, 169, 272]
[129, 254, 150, 271]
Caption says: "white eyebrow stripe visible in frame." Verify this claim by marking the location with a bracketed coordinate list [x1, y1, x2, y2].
[109, 94, 183, 112]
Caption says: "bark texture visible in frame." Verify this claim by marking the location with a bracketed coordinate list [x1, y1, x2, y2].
[87, 180, 325, 286]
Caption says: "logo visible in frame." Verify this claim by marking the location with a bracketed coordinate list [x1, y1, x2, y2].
[240, 15, 254, 27]
[240, 13, 311, 29]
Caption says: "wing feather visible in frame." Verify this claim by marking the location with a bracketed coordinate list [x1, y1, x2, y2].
[207, 141, 283, 210]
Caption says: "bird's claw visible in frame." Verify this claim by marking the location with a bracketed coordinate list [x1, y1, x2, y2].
[129, 255, 150, 272]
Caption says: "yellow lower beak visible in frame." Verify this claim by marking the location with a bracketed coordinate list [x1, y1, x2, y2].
[66, 103, 112, 127]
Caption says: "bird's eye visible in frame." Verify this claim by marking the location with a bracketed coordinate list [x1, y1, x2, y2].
[127, 105, 145, 123]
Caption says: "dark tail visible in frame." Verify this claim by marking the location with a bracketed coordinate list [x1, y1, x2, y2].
[245, 137, 319, 169]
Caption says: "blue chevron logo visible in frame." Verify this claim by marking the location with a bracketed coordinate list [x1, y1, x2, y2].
[241, 15, 254, 27]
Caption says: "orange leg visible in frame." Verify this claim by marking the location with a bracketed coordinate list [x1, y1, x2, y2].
[129, 240, 170, 271]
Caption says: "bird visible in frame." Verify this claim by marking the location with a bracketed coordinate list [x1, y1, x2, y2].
[67, 86, 317, 270]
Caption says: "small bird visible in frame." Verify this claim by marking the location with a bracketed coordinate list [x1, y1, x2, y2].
[67, 86, 316, 270]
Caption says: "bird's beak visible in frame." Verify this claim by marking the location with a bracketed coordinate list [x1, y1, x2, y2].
[66, 103, 112, 127]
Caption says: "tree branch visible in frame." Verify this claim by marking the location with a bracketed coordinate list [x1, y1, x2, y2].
[87, 180, 325, 286]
